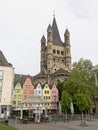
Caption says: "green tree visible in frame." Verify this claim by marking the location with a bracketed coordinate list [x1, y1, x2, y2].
[61, 91, 71, 112]
[75, 92, 92, 111]
[75, 92, 92, 126]
[61, 91, 71, 122]
[57, 81, 64, 101]
[63, 58, 98, 113]
[73, 58, 93, 71]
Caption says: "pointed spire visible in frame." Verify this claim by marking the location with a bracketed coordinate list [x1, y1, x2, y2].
[52, 17, 63, 46]
[47, 24, 52, 31]
[64, 28, 70, 36]
[41, 35, 46, 43]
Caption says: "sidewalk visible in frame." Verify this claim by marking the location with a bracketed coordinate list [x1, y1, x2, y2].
[9, 118, 98, 130]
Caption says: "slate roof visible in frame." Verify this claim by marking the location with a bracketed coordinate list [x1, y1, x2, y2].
[0, 51, 12, 67]
[41, 35, 46, 43]
[52, 68, 70, 76]
[64, 28, 70, 35]
[52, 17, 64, 46]
[14, 74, 34, 87]
[34, 71, 46, 78]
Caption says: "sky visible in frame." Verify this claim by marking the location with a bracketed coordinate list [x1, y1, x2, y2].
[0, 0, 98, 76]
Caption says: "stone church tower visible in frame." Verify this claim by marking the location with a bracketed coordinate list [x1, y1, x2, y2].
[34, 16, 71, 85]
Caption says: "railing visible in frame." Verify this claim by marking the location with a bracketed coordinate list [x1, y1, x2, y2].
[50, 114, 96, 122]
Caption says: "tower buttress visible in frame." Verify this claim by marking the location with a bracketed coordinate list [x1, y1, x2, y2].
[47, 24, 53, 42]
[47, 24, 53, 75]
[64, 29, 71, 70]
[40, 35, 46, 73]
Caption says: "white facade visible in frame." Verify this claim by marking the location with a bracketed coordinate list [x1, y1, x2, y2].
[0, 66, 14, 118]
[34, 83, 42, 96]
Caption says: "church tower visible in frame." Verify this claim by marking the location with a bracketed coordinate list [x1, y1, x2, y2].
[40, 16, 71, 75]
[34, 16, 72, 85]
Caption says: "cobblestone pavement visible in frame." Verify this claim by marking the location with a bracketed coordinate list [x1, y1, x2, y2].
[9, 119, 98, 130]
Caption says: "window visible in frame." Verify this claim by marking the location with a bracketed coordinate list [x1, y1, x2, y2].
[0, 70, 3, 80]
[14, 95, 16, 99]
[15, 90, 18, 93]
[48, 32, 51, 35]
[26, 86, 31, 88]
[24, 96, 27, 100]
[18, 101, 21, 105]
[35, 90, 37, 94]
[15, 89, 20, 93]
[45, 90, 49, 94]
[62, 60, 64, 62]
[53, 58, 55, 61]
[24, 90, 27, 93]
[18, 95, 21, 99]
[17, 90, 21, 93]
[53, 50, 56, 53]
[47, 90, 49, 94]
[57, 50, 60, 54]
[61, 51, 64, 55]
[53, 96, 56, 101]
[13, 101, 16, 105]
[0, 82, 2, 91]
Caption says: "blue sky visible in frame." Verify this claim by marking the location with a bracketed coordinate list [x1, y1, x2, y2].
[0, 0, 98, 75]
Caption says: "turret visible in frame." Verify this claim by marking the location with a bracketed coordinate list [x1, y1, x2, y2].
[64, 29, 71, 71]
[47, 24, 53, 42]
[64, 29, 70, 46]
[40, 35, 46, 73]
[41, 35, 46, 51]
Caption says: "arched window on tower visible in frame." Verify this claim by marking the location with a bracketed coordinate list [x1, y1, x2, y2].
[57, 50, 60, 54]
[61, 51, 64, 55]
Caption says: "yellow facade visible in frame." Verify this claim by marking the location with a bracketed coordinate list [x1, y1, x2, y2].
[42, 84, 51, 109]
[13, 82, 22, 108]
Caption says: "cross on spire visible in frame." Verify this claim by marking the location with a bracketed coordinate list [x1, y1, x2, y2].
[53, 10, 55, 17]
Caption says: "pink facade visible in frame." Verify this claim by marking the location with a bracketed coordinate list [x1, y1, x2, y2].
[50, 84, 59, 109]
[22, 75, 34, 101]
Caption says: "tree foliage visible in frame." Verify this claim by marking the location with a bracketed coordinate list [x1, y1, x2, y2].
[62, 58, 98, 112]
[61, 91, 71, 112]
[57, 81, 64, 101]
[75, 92, 92, 111]
[73, 58, 93, 71]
